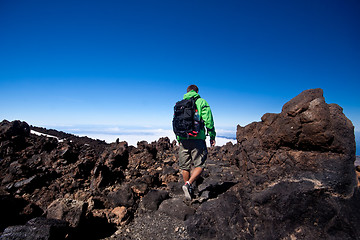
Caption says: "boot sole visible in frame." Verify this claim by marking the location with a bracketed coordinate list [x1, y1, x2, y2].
[182, 185, 192, 200]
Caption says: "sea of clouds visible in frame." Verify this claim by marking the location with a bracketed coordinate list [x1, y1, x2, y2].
[51, 125, 237, 147]
[39, 125, 359, 155]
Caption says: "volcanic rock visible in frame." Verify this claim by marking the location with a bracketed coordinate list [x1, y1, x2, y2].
[0, 120, 30, 140]
[0, 120, 30, 157]
[0, 217, 69, 240]
[158, 198, 195, 221]
[187, 89, 359, 239]
[0, 195, 43, 233]
[140, 189, 169, 211]
[90, 142, 128, 190]
[46, 198, 87, 228]
[107, 184, 135, 208]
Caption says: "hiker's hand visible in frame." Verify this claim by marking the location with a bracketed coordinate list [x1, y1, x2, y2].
[210, 139, 216, 147]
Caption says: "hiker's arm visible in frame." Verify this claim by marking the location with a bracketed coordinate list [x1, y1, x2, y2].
[199, 100, 216, 140]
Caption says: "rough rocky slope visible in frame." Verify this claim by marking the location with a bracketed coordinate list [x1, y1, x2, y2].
[0, 88, 359, 240]
[188, 88, 360, 239]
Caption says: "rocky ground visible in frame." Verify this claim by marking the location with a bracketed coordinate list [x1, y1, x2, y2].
[1, 88, 360, 240]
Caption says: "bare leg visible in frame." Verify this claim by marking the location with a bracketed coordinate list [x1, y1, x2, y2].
[182, 170, 190, 183]
[189, 167, 203, 185]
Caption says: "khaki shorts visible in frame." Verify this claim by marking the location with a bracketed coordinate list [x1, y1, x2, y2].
[178, 139, 208, 171]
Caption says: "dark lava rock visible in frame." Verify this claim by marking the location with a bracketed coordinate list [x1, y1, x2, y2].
[186, 192, 246, 239]
[0, 120, 30, 140]
[187, 89, 360, 240]
[0, 195, 43, 232]
[107, 184, 135, 208]
[158, 198, 195, 221]
[30, 125, 108, 154]
[46, 198, 87, 228]
[0, 217, 69, 240]
[0, 88, 359, 240]
[90, 142, 128, 190]
[140, 189, 169, 211]
[0, 120, 30, 157]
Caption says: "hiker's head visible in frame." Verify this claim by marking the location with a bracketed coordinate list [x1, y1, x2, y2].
[187, 85, 199, 93]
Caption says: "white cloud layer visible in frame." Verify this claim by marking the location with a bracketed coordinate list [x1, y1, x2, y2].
[77, 129, 236, 147]
[51, 125, 237, 147]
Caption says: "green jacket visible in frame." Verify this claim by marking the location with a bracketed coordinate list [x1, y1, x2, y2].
[176, 90, 216, 141]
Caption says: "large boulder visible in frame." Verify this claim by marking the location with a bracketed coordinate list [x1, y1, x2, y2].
[140, 189, 169, 211]
[0, 217, 69, 240]
[186, 89, 360, 239]
[107, 184, 135, 208]
[46, 198, 87, 228]
[0, 120, 30, 157]
[236, 88, 356, 195]
[158, 198, 195, 221]
[0, 195, 43, 232]
[0, 120, 30, 141]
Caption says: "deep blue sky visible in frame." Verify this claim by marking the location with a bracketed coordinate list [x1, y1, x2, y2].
[1, 0, 359, 133]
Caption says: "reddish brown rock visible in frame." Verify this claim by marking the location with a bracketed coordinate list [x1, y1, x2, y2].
[187, 89, 359, 240]
[46, 198, 87, 228]
[0, 89, 358, 240]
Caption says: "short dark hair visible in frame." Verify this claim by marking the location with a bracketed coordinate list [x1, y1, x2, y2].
[187, 85, 199, 93]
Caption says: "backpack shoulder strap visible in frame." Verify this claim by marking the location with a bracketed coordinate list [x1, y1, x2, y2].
[192, 96, 200, 102]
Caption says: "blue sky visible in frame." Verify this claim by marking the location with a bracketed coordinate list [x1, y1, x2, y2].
[1, 1, 359, 149]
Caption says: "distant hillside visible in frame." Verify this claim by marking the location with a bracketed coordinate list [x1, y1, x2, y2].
[30, 125, 108, 154]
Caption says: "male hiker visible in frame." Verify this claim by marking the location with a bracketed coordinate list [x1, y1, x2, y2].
[173, 84, 216, 200]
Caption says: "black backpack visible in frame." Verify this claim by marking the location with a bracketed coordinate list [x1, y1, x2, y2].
[172, 96, 201, 138]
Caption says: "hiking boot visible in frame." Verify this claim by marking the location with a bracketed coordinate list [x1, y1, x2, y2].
[182, 182, 193, 200]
